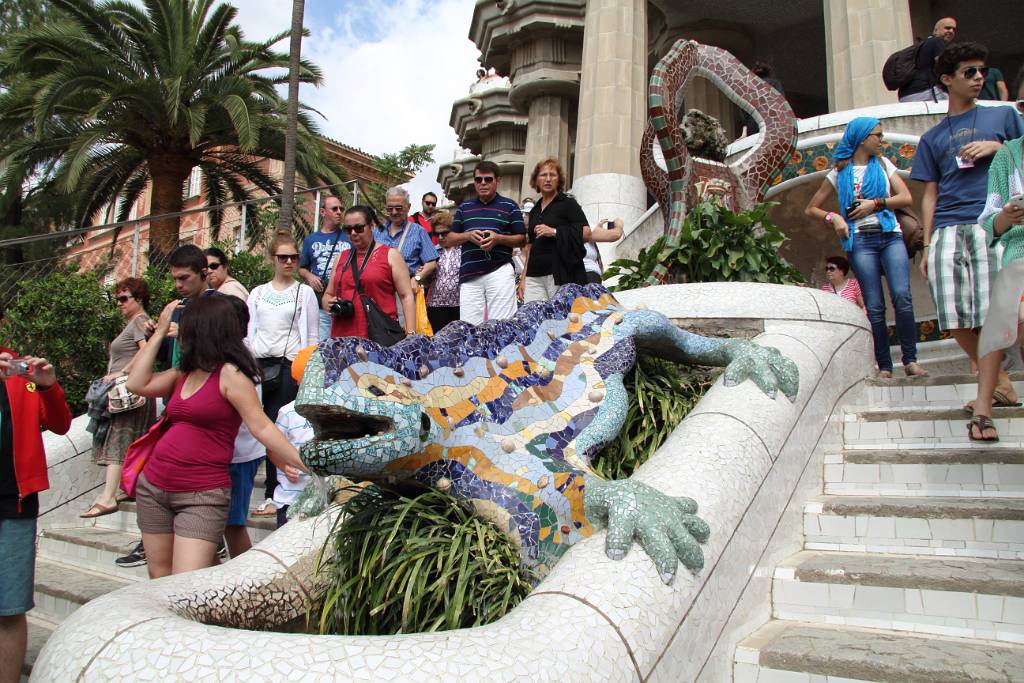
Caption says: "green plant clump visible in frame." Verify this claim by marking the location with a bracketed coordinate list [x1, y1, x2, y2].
[314, 486, 536, 636]
[4, 267, 122, 412]
[604, 200, 804, 290]
[590, 357, 716, 480]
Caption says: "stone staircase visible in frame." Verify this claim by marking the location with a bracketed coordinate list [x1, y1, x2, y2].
[23, 477, 276, 679]
[735, 371, 1024, 682]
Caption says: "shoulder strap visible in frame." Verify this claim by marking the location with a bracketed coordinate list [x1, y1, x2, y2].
[397, 223, 412, 253]
[348, 243, 377, 295]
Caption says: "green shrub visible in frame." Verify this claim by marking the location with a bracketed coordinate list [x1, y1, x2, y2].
[313, 486, 536, 636]
[4, 267, 123, 413]
[142, 265, 177, 315]
[590, 357, 716, 479]
[225, 249, 273, 292]
[604, 200, 804, 290]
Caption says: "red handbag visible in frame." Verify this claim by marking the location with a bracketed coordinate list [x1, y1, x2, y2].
[120, 416, 169, 498]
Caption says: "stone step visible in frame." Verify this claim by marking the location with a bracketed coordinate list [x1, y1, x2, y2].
[861, 377, 1024, 409]
[38, 527, 149, 581]
[804, 495, 1024, 559]
[772, 551, 1024, 643]
[824, 448, 1024, 497]
[843, 407, 1024, 448]
[23, 614, 56, 680]
[735, 620, 1024, 683]
[32, 558, 131, 623]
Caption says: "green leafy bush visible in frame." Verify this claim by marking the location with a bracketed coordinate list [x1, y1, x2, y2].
[604, 200, 804, 290]
[226, 250, 274, 292]
[590, 357, 716, 479]
[4, 267, 123, 413]
[314, 486, 535, 636]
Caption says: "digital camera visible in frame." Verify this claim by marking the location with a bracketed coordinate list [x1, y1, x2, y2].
[331, 298, 355, 318]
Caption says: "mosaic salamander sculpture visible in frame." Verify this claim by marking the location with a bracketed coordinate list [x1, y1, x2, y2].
[294, 284, 798, 584]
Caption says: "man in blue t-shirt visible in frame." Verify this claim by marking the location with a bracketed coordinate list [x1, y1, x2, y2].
[448, 161, 527, 325]
[911, 41, 1024, 404]
[299, 195, 351, 340]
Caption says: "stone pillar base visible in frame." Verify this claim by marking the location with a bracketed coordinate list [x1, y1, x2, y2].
[571, 172, 648, 278]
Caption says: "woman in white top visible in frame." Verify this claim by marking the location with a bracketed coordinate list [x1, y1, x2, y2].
[583, 218, 624, 284]
[246, 232, 319, 512]
[805, 116, 927, 379]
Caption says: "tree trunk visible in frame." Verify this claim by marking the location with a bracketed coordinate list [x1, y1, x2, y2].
[277, 0, 305, 234]
[147, 154, 194, 269]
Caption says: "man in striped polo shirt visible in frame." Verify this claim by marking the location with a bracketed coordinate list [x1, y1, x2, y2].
[448, 161, 527, 324]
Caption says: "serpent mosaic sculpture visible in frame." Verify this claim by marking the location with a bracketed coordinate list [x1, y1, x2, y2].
[295, 284, 798, 584]
[641, 40, 798, 284]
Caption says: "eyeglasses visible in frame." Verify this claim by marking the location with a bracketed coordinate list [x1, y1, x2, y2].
[867, 132, 884, 140]
[434, 231, 450, 238]
[423, 201, 436, 207]
[473, 176, 495, 184]
[825, 266, 838, 272]
[385, 206, 405, 213]
[960, 66, 989, 79]
[324, 206, 343, 212]
[115, 295, 133, 304]
[275, 254, 299, 263]
[343, 223, 367, 234]
[207, 262, 222, 270]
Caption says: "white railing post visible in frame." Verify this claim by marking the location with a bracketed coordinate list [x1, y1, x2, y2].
[312, 190, 321, 235]
[238, 203, 247, 254]
[131, 222, 141, 276]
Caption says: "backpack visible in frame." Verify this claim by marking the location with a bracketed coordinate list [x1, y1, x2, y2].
[882, 42, 923, 91]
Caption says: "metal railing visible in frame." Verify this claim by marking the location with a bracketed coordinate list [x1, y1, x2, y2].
[0, 180, 361, 307]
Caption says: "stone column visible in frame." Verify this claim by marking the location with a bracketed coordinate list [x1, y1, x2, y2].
[572, 0, 648, 268]
[824, 0, 913, 111]
[520, 96, 572, 200]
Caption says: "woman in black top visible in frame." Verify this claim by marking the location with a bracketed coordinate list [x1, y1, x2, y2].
[518, 158, 589, 302]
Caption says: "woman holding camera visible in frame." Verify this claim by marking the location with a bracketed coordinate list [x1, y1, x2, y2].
[805, 116, 927, 379]
[246, 233, 319, 513]
[323, 205, 416, 339]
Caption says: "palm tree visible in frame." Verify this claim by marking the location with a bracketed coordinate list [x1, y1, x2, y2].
[0, 0, 344, 265]
[277, 0, 305, 234]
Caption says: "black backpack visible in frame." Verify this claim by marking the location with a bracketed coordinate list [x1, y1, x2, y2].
[883, 41, 923, 91]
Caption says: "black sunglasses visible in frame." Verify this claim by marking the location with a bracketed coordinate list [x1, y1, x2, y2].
[275, 253, 299, 263]
[115, 295, 134, 304]
[434, 231, 450, 238]
[207, 261, 222, 270]
[960, 66, 989, 79]
[343, 223, 368, 234]
[473, 176, 495, 184]
[423, 201, 437, 207]
[825, 266, 838, 272]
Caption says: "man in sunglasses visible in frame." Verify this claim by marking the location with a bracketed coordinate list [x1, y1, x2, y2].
[300, 194, 351, 339]
[447, 160, 526, 325]
[898, 17, 956, 103]
[205, 247, 249, 301]
[409, 191, 440, 245]
[912, 42, 1024, 403]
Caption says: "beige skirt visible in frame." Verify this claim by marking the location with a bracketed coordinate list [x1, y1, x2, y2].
[93, 400, 158, 466]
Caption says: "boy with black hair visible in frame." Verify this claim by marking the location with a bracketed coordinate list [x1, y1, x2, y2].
[147, 244, 218, 369]
[912, 41, 1024, 405]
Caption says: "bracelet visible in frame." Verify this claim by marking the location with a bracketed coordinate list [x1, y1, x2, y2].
[824, 211, 835, 224]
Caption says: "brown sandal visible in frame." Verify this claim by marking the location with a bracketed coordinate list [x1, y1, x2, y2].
[968, 415, 999, 442]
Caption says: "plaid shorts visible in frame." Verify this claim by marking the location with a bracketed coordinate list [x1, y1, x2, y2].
[927, 223, 994, 330]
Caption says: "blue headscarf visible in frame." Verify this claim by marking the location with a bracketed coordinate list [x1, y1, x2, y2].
[833, 116, 897, 250]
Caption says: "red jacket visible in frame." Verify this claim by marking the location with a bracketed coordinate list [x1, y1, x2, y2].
[2, 347, 72, 502]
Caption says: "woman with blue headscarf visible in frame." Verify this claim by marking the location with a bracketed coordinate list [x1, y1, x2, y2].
[806, 116, 928, 378]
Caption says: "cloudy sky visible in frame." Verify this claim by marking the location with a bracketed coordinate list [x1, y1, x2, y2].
[231, 0, 482, 212]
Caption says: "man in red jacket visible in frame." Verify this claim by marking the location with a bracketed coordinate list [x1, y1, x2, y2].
[0, 312, 72, 683]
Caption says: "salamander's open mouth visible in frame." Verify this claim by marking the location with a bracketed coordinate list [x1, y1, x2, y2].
[305, 405, 395, 442]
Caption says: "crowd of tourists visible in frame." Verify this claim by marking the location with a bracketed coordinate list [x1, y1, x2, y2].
[811, 40, 1024, 443]
[3, 23, 1024, 680]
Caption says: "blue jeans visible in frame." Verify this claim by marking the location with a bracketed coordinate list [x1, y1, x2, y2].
[848, 232, 918, 371]
[318, 310, 332, 342]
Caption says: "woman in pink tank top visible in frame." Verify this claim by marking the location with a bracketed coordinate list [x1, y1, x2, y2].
[126, 295, 308, 579]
